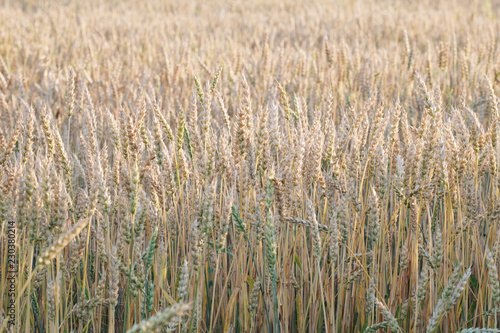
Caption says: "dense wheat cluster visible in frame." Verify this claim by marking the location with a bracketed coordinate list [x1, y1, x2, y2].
[3, 0, 500, 332]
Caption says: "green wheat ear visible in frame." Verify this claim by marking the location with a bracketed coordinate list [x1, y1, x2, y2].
[231, 205, 248, 239]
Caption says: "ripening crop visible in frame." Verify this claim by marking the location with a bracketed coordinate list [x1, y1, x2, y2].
[1, 0, 500, 332]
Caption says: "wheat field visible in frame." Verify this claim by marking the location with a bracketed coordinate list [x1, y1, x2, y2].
[1, 0, 500, 332]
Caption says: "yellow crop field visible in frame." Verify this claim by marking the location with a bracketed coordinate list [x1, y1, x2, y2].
[0, 0, 500, 332]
